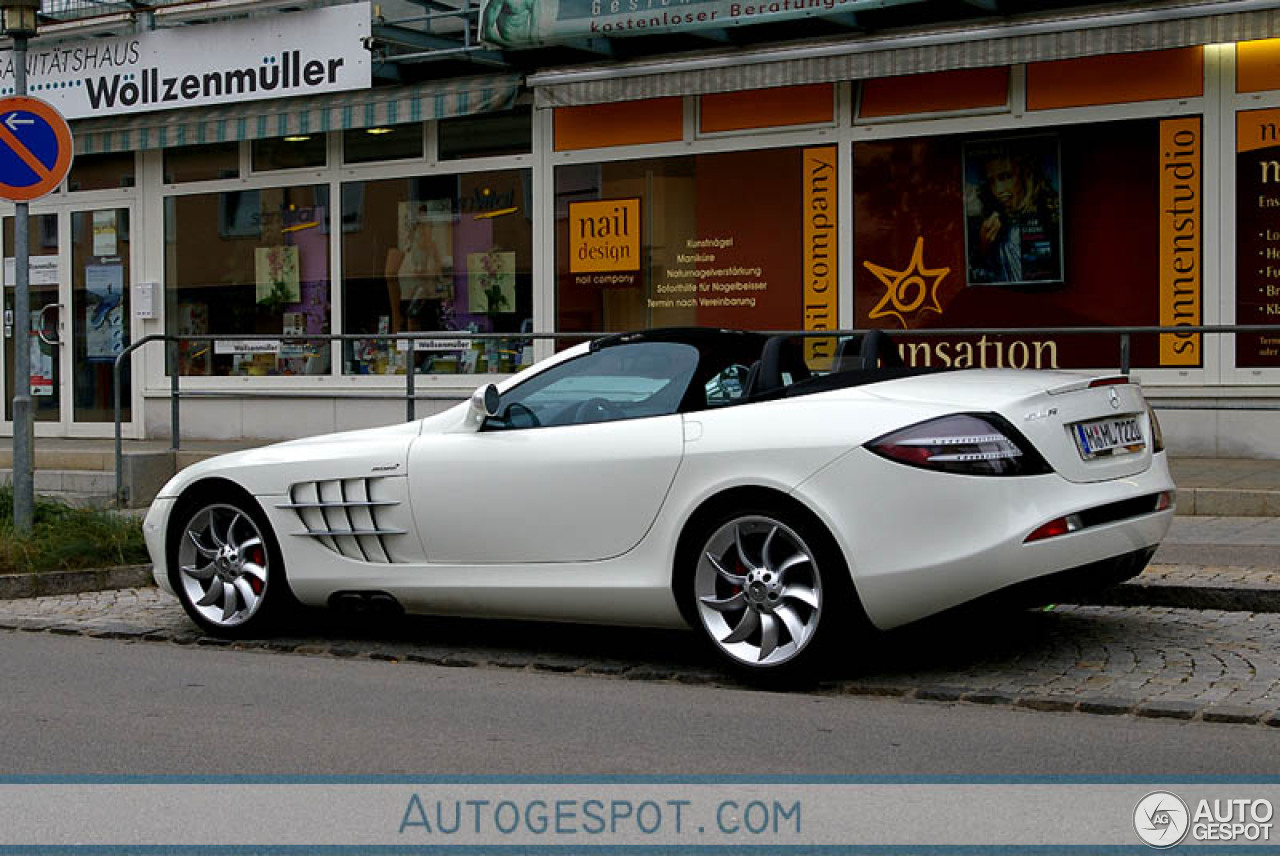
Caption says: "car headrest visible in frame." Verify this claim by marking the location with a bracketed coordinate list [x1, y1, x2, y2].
[751, 336, 811, 397]
[859, 329, 905, 369]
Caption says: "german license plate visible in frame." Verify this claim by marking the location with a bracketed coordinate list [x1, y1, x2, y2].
[1073, 415, 1145, 460]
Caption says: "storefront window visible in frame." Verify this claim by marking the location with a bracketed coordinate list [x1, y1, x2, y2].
[340, 169, 533, 375]
[1236, 107, 1280, 368]
[554, 147, 839, 362]
[164, 142, 241, 183]
[343, 124, 424, 164]
[852, 117, 1202, 370]
[252, 134, 327, 171]
[439, 107, 532, 160]
[165, 185, 332, 376]
[67, 153, 136, 191]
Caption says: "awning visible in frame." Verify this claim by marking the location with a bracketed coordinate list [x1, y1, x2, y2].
[71, 73, 523, 155]
[528, 0, 1280, 107]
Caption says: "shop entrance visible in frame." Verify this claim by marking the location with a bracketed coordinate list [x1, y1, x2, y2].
[2, 204, 134, 437]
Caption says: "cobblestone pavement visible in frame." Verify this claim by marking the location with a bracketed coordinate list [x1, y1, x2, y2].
[1, 587, 1277, 728]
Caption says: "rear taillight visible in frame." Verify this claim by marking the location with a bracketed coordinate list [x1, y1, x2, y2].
[866, 413, 1052, 477]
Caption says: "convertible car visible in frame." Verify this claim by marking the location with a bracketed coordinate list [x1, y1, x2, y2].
[144, 328, 1175, 678]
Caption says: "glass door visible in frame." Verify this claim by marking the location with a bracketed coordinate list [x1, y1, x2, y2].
[1, 205, 133, 435]
[69, 206, 131, 428]
[3, 213, 63, 429]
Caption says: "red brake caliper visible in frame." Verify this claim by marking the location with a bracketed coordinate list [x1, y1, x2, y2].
[247, 547, 265, 594]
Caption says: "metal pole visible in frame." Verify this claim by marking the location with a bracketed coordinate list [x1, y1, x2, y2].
[114, 349, 125, 508]
[405, 337, 415, 422]
[10, 31, 32, 533]
[169, 337, 180, 451]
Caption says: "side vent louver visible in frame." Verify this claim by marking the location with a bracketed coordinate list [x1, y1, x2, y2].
[279, 478, 406, 563]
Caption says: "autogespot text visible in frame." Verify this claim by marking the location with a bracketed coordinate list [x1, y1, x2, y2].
[399, 796, 802, 838]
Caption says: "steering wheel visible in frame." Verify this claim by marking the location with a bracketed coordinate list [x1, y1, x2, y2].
[573, 397, 625, 423]
[503, 401, 540, 429]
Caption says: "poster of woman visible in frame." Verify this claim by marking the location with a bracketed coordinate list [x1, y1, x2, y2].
[963, 135, 1064, 286]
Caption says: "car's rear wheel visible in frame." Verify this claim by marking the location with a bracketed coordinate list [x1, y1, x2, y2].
[686, 504, 853, 680]
[171, 496, 290, 637]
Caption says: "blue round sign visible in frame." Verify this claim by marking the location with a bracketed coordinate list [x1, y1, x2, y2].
[0, 96, 73, 201]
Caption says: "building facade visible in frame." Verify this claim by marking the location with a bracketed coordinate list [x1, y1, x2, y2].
[2, 0, 1279, 455]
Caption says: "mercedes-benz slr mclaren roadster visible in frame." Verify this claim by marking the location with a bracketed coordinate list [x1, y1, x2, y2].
[144, 328, 1175, 678]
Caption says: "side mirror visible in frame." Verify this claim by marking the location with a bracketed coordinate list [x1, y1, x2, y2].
[469, 383, 500, 425]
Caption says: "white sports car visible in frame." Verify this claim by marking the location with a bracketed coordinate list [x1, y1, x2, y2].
[144, 328, 1175, 678]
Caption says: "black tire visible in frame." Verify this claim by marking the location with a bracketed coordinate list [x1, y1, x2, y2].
[679, 499, 861, 683]
[168, 490, 294, 638]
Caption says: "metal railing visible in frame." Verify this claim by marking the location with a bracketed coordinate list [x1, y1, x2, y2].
[111, 324, 1280, 507]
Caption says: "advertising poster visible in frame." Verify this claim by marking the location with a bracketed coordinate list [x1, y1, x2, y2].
[177, 302, 210, 375]
[85, 262, 126, 362]
[393, 199, 455, 303]
[92, 211, 118, 257]
[29, 310, 53, 396]
[568, 198, 641, 288]
[963, 135, 1064, 286]
[254, 245, 301, 305]
[468, 250, 517, 314]
[1236, 107, 1280, 367]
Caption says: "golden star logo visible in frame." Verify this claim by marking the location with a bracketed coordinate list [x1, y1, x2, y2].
[862, 236, 949, 329]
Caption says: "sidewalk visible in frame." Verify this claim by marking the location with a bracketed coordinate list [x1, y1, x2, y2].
[1170, 457, 1280, 516]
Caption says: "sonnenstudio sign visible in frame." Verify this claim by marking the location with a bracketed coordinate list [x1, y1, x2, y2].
[0, 2, 371, 121]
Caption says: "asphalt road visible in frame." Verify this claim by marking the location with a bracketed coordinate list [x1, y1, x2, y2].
[2, 631, 1277, 776]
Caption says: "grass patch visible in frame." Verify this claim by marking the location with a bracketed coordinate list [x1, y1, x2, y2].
[0, 487, 149, 575]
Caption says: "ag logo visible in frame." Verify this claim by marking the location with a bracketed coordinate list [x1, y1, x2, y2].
[1134, 791, 1190, 848]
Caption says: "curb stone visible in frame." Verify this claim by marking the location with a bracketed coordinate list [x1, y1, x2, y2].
[0, 565, 152, 600]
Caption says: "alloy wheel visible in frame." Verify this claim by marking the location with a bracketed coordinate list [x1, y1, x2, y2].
[176, 503, 270, 629]
[694, 514, 823, 667]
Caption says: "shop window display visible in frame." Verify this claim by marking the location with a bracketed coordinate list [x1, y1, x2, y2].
[165, 184, 332, 376]
[852, 117, 1202, 370]
[340, 169, 533, 374]
[554, 147, 839, 366]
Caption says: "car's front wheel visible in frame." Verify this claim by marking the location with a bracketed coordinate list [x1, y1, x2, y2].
[686, 503, 855, 680]
[171, 495, 290, 637]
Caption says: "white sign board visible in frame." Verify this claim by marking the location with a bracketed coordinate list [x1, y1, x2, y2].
[0, 2, 371, 121]
[3, 256, 60, 287]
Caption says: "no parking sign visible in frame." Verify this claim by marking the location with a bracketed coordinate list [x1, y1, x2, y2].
[0, 96, 73, 202]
